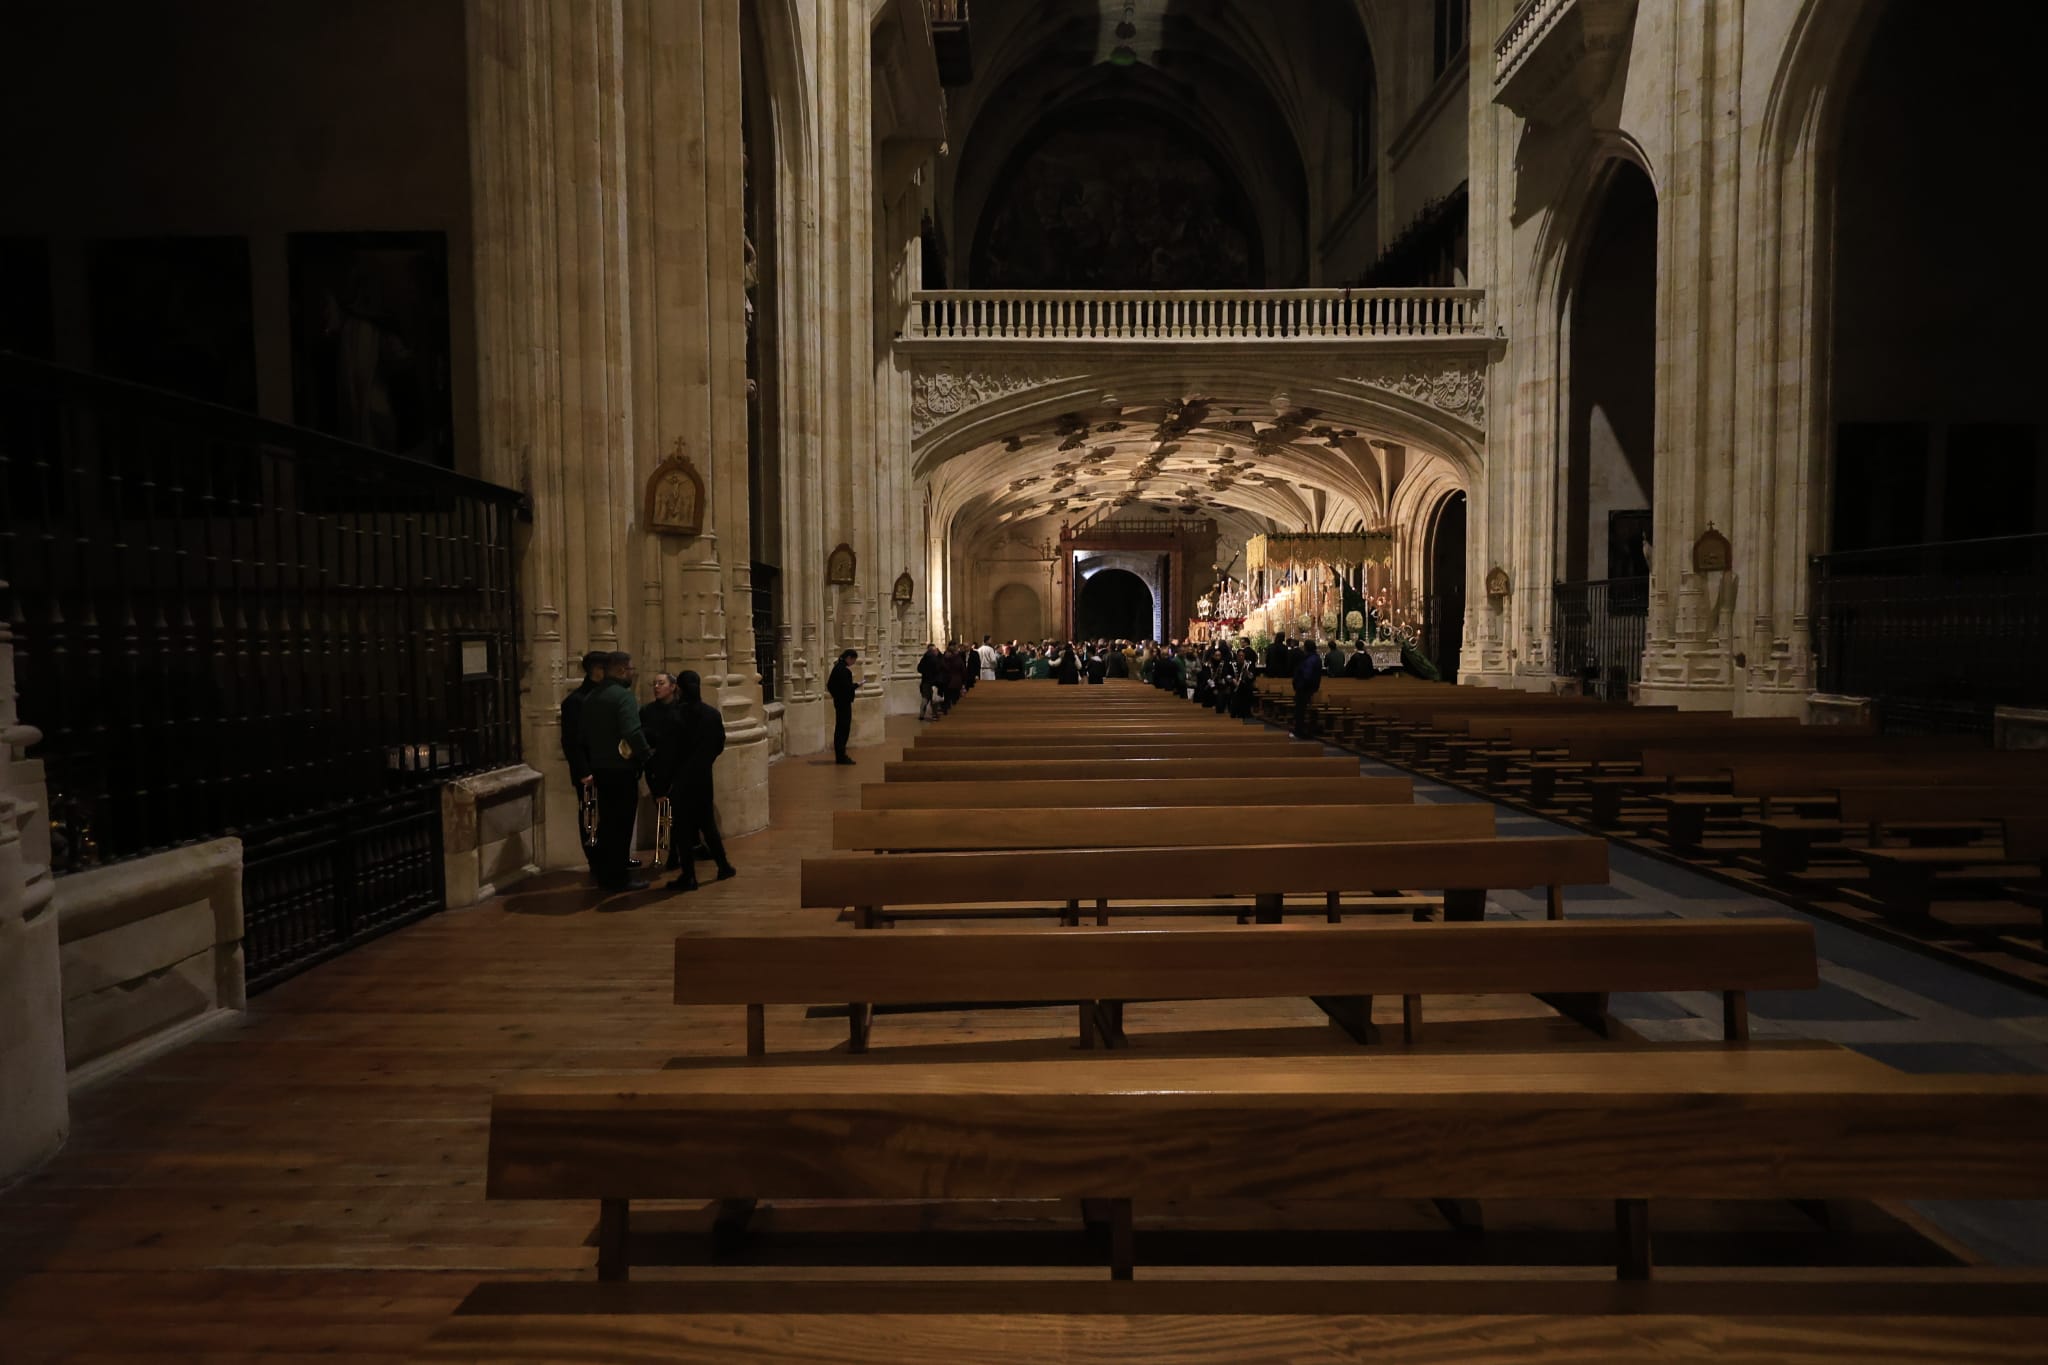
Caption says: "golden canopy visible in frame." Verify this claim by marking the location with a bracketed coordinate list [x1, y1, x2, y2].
[1245, 531, 1394, 574]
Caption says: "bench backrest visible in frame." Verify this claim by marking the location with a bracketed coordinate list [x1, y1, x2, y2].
[915, 730, 1284, 747]
[861, 775, 1413, 809]
[673, 919, 1819, 1005]
[832, 802, 1493, 851]
[881, 755, 1360, 781]
[1717, 753, 2048, 794]
[799, 836, 1609, 907]
[901, 741, 1314, 762]
[1835, 784, 2048, 824]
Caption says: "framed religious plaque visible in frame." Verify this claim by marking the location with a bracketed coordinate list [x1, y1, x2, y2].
[827, 542, 857, 585]
[1692, 523, 1731, 573]
[644, 438, 706, 537]
[892, 569, 914, 604]
[1484, 565, 1511, 599]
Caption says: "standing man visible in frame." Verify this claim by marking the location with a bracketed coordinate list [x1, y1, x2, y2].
[559, 649, 608, 878]
[828, 649, 858, 765]
[664, 671, 737, 891]
[1291, 639, 1324, 740]
[640, 672, 684, 872]
[582, 651, 651, 892]
[977, 634, 999, 682]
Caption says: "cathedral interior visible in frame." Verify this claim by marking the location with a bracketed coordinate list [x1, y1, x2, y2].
[3, 1, 2048, 1360]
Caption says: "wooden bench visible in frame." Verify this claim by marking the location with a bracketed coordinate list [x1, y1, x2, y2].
[861, 775, 1414, 810]
[880, 756, 1360, 782]
[834, 802, 1493, 853]
[486, 1046, 2048, 1281]
[676, 918, 1818, 1055]
[916, 729, 1285, 747]
[800, 837, 1611, 927]
[901, 741, 1316, 762]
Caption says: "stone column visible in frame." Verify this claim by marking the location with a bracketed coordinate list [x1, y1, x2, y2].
[0, 582, 67, 1182]
[468, 0, 768, 849]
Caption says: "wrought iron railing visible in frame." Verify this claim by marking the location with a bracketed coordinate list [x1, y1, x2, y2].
[1551, 577, 1647, 702]
[1811, 532, 2048, 734]
[907, 288, 1489, 342]
[1, 353, 525, 984]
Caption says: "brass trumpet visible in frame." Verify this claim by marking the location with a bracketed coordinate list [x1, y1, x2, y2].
[579, 778, 599, 851]
[652, 797, 673, 868]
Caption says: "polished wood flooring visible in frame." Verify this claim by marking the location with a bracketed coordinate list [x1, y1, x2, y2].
[4, 717, 2044, 1362]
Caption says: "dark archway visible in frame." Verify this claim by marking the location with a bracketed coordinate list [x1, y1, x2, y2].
[1076, 568, 1153, 641]
[1426, 490, 1466, 680]
[1830, 1, 2047, 552]
[1562, 161, 1656, 584]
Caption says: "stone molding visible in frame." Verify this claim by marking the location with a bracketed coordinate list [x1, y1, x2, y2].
[909, 354, 1490, 442]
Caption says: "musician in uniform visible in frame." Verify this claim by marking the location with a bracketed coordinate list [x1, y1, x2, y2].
[582, 651, 652, 892]
[640, 672, 685, 871]
[559, 649, 608, 878]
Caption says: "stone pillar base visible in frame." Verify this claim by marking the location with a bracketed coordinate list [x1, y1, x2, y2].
[441, 764, 545, 907]
[1807, 692, 1875, 728]
[1993, 705, 2048, 751]
[56, 838, 243, 1085]
[1, 792, 66, 1184]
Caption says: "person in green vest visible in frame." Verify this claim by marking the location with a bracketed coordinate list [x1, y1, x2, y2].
[1025, 647, 1052, 679]
[582, 651, 651, 892]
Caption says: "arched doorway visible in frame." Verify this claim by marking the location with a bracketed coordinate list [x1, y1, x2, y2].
[1426, 490, 1466, 680]
[991, 582, 1043, 643]
[1562, 161, 1656, 583]
[1076, 569, 1153, 642]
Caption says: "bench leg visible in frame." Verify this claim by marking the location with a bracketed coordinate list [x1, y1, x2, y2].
[1722, 990, 1749, 1042]
[1327, 890, 1342, 924]
[854, 904, 876, 930]
[847, 1003, 871, 1054]
[1442, 889, 1485, 922]
[1546, 884, 1565, 920]
[745, 1003, 765, 1058]
[1094, 1001, 1128, 1049]
[1311, 994, 1378, 1045]
[1097, 897, 1110, 926]
[1537, 991, 1611, 1038]
[1105, 1198, 1134, 1280]
[1254, 892, 1282, 924]
[1432, 1198, 1484, 1234]
[1061, 899, 1080, 927]
[712, 1198, 758, 1253]
[1615, 1199, 1652, 1281]
[597, 1198, 630, 1282]
[1401, 995, 1422, 1043]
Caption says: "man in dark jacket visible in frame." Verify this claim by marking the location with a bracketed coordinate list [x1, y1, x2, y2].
[1265, 635, 1290, 680]
[582, 651, 651, 891]
[1290, 640, 1324, 739]
[1343, 637, 1377, 679]
[828, 649, 858, 763]
[664, 670, 736, 891]
[560, 650, 608, 875]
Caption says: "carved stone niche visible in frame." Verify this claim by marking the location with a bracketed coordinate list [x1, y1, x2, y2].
[645, 440, 706, 537]
[1493, 0, 1640, 128]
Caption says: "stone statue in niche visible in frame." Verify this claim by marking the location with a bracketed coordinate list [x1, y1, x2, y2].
[827, 542, 857, 585]
[1692, 523, 1731, 573]
[645, 439, 706, 537]
[1485, 566, 1511, 599]
[892, 570, 914, 604]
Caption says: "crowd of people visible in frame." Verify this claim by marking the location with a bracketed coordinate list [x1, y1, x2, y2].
[560, 650, 738, 895]
[914, 632, 1394, 736]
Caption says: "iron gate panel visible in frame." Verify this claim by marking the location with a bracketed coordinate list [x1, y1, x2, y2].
[1551, 577, 1647, 702]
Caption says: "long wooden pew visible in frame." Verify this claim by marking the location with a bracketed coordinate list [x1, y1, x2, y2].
[801, 837, 1610, 926]
[834, 803, 1491, 853]
[861, 775, 1413, 809]
[487, 1047, 2048, 1281]
[677, 918, 1819, 1055]
[880, 756, 1360, 782]
[915, 729, 1282, 747]
[901, 741, 1316, 762]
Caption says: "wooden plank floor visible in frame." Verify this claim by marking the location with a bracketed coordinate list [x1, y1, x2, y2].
[1, 716, 2037, 1363]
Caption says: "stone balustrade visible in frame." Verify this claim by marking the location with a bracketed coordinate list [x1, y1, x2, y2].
[1494, 0, 1568, 87]
[907, 288, 1489, 344]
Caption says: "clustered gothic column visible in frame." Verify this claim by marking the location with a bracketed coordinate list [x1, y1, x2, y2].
[0, 581, 67, 1182]
[468, 0, 768, 860]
